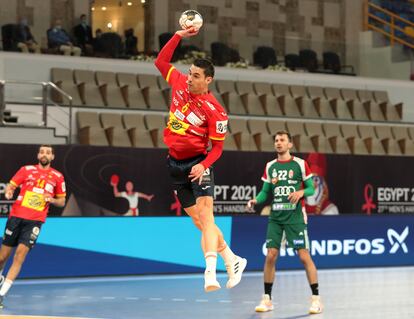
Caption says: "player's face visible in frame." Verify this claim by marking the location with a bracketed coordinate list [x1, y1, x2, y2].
[37, 147, 54, 167]
[126, 181, 134, 192]
[187, 65, 212, 94]
[274, 134, 292, 155]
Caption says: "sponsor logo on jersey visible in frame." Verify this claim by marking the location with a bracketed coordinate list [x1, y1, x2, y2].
[216, 120, 228, 134]
[274, 185, 296, 196]
[289, 170, 294, 179]
[32, 187, 45, 194]
[288, 180, 298, 184]
[45, 183, 54, 193]
[206, 101, 216, 111]
[186, 112, 203, 126]
[174, 109, 185, 121]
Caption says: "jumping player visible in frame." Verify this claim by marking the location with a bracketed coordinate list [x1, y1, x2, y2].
[247, 131, 323, 314]
[154, 27, 247, 292]
[0, 145, 66, 308]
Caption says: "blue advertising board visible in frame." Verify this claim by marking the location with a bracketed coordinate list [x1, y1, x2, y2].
[0, 215, 412, 278]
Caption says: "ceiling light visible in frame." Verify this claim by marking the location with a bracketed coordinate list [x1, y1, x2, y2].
[102, 6, 107, 11]
[127, 2, 132, 5]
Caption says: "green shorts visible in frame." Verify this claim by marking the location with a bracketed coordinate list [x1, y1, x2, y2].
[266, 220, 309, 250]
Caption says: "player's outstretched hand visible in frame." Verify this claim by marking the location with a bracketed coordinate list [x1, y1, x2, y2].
[44, 193, 54, 203]
[189, 163, 205, 184]
[5, 189, 14, 200]
[176, 27, 199, 38]
[288, 190, 304, 204]
[247, 199, 257, 209]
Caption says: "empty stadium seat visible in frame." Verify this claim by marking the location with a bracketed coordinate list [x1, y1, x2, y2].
[358, 125, 386, 155]
[375, 125, 401, 155]
[273, 84, 301, 117]
[74, 70, 105, 107]
[322, 123, 350, 154]
[393, 126, 414, 155]
[50, 68, 83, 106]
[235, 81, 265, 115]
[145, 113, 167, 148]
[324, 87, 352, 120]
[286, 122, 314, 153]
[216, 80, 246, 115]
[122, 113, 154, 148]
[100, 113, 131, 147]
[228, 118, 256, 151]
[372, 90, 403, 121]
[248, 119, 275, 151]
[96, 71, 126, 108]
[304, 122, 329, 153]
[77, 111, 108, 146]
[357, 90, 385, 121]
[139, 74, 168, 110]
[307, 86, 336, 119]
[341, 89, 369, 121]
[254, 82, 283, 116]
[340, 124, 368, 155]
[157, 75, 171, 106]
[267, 119, 286, 137]
[117, 73, 147, 109]
[290, 85, 319, 118]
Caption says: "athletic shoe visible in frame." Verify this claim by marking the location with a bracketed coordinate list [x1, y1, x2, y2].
[225, 256, 247, 289]
[255, 294, 274, 312]
[0, 295, 4, 309]
[309, 295, 323, 314]
[204, 270, 221, 292]
[0, 276, 4, 287]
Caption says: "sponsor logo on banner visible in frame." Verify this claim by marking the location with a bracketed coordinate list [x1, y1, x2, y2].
[362, 184, 414, 214]
[213, 184, 257, 214]
[262, 227, 410, 257]
[0, 182, 13, 215]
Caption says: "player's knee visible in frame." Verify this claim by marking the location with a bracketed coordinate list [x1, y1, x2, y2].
[266, 248, 278, 263]
[13, 250, 28, 265]
[298, 249, 311, 265]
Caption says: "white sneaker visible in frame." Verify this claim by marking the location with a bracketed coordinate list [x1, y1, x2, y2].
[255, 294, 274, 312]
[309, 295, 323, 314]
[225, 256, 247, 289]
[0, 276, 4, 287]
[204, 271, 221, 292]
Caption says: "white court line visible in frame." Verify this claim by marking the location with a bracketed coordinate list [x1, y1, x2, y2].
[172, 298, 186, 301]
[125, 297, 139, 300]
[13, 266, 414, 286]
[219, 300, 232, 303]
[101, 296, 115, 300]
[149, 297, 162, 301]
[32, 295, 45, 298]
[195, 299, 209, 302]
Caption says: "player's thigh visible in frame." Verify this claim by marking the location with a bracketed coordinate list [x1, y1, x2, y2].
[2, 217, 23, 248]
[192, 166, 214, 199]
[266, 221, 284, 249]
[18, 220, 43, 250]
[284, 223, 309, 250]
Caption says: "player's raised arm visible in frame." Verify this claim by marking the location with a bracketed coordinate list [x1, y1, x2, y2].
[154, 27, 199, 78]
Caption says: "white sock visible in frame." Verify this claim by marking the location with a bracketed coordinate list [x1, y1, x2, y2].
[205, 252, 217, 273]
[0, 279, 13, 296]
[219, 243, 237, 265]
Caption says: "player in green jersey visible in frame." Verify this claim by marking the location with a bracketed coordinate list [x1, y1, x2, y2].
[247, 130, 323, 314]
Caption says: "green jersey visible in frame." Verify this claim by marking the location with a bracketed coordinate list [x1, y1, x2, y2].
[261, 156, 312, 224]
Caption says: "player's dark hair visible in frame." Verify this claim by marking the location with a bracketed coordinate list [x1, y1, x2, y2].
[193, 58, 215, 78]
[275, 130, 292, 142]
[39, 144, 54, 154]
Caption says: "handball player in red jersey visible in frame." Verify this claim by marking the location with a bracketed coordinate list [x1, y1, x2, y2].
[155, 27, 247, 292]
[0, 145, 66, 308]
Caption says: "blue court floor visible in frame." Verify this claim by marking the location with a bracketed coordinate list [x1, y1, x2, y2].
[0, 267, 413, 319]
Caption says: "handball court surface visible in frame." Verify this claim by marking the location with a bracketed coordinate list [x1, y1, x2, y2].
[0, 267, 412, 319]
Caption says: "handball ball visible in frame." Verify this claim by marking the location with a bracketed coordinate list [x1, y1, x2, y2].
[179, 10, 203, 30]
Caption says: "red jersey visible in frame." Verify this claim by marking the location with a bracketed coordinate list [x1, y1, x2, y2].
[163, 67, 228, 159]
[9, 165, 66, 222]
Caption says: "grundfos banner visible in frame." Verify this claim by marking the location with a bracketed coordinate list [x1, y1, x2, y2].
[0, 215, 411, 277]
[231, 215, 414, 269]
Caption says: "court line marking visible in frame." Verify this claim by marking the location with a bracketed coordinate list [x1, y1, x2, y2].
[14, 266, 413, 286]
